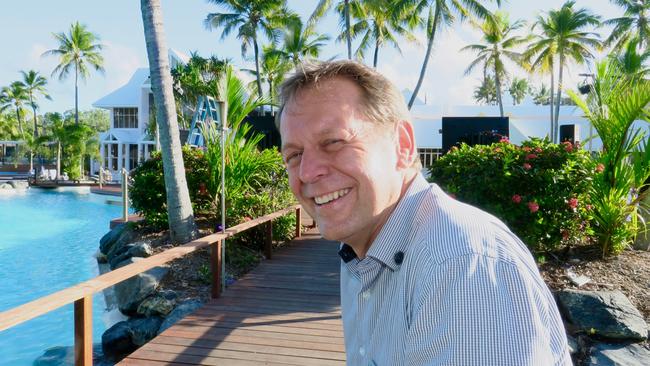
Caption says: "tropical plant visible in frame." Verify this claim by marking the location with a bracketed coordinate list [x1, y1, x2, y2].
[270, 19, 330, 68]
[42, 112, 66, 178]
[524, 1, 601, 143]
[141, 0, 198, 243]
[532, 83, 552, 105]
[19, 70, 51, 138]
[604, 0, 650, 52]
[204, 0, 297, 98]
[245, 44, 293, 106]
[309, 0, 355, 59]
[406, 0, 496, 109]
[344, 0, 420, 68]
[473, 75, 497, 105]
[461, 11, 528, 116]
[0, 82, 28, 138]
[43, 22, 104, 125]
[0, 113, 20, 141]
[611, 36, 650, 78]
[568, 59, 650, 256]
[509, 77, 529, 105]
[430, 138, 595, 254]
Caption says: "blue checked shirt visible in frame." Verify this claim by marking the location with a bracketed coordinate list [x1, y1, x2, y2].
[340, 174, 571, 366]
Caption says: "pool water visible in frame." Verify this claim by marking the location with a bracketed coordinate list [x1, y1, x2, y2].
[0, 188, 124, 365]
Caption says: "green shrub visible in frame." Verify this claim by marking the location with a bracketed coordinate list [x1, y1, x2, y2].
[130, 145, 212, 228]
[429, 138, 595, 253]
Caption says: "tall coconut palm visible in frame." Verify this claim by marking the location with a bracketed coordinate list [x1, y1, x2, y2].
[461, 11, 528, 117]
[20, 70, 51, 138]
[245, 44, 293, 107]
[530, 1, 600, 142]
[42, 22, 104, 125]
[407, 0, 497, 109]
[612, 36, 650, 78]
[204, 0, 296, 98]
[605, 0, 650, 52]
[344, 0, 420, 68]
[508, 77, 529, 105]
[0, 82, 28, 138]
[141, 0, 198, 243]
[309, 0, 356, 59]
[473, 74, 497, 105]
[269, 19, 330, 68]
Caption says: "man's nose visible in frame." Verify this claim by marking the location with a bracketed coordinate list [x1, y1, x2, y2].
[299, 149, 328, 183]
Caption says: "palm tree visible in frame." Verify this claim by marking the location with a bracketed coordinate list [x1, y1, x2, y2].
[525, 1, 600, 143]
[605, 0, 650, 52]
[42, 22, 104, 125]
[344, 0, 420, 68]
[204, 0, 296, 98]
[612, 36, 650, 78]
[461, 11, 528, 116]
[270, 19, 330, 68]
[245, 44, 293, 108]
[43, 112, 66, 179]
[407, 0, 497, 109]
[508, 77, 529, 105]
[141, 0, 198, 243]
[309, 0, 356, 59]
[473, 74, 497, 105]
[20, 70, 51, 138]
[0, 82, 28, 138]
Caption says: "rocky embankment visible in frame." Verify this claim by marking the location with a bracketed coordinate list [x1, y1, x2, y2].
[34, 223, 203, 365]
[0, 180, 28, 190]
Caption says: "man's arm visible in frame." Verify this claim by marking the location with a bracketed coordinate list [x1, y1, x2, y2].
[405, 253, 571, 366]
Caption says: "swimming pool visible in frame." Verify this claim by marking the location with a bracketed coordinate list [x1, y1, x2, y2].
[0, 188, 125, 364]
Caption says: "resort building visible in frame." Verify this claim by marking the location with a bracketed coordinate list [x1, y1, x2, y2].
[91, 49, 189, 181]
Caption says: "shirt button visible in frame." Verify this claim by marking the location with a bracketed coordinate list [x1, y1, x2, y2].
[359, 347, 366, 356]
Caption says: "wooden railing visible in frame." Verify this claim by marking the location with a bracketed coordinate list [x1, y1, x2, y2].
[0, 205, 302, 365]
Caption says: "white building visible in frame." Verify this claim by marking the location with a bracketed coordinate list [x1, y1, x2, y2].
[91, 49, 189, 181]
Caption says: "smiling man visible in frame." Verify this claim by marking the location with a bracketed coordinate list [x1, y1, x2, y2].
[277, 60, 571, 366]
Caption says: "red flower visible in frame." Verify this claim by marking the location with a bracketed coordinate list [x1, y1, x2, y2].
[534, 147, 543, 153]
[499, 137, 510, 143]
[523, 163, 532, 170]
[596, 163, 605, 173]
[494, 147, 502, 153]
[522, 146, 532, 152]
[586, 204, 593, 211]
[512, 194, 522, 204]
[528, 201, 539, 213]
[526, 153, 538, 160]
[563, 141, 573, 152]
[568, 198, 578, 209]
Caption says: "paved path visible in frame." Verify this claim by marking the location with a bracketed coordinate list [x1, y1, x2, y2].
[120, 233, 345, 365]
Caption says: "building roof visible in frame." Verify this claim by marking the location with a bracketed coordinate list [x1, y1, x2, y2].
[93, 68, 150, 109]
[99, 130, 143, 144]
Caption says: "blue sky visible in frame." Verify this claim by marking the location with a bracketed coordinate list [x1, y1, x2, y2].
[0, 0, 621, 114]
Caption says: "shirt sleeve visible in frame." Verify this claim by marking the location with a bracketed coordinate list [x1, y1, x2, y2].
[405, 253, 571, 366]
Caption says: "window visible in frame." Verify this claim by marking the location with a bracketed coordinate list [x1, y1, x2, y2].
[113, 108, 138, 128]
[129, 144, 139, 170]
[109, 144, 118, 170]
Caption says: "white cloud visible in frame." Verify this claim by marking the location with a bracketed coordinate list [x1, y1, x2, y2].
[101, 41, 145, 90]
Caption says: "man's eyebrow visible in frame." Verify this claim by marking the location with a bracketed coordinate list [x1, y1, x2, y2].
[281, 142, 301, 152]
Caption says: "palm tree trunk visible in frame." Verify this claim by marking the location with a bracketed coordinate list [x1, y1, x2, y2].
[494, 67, 504, 117]
[141, 0, 197, 243]
[15, 108, 24, 138]
[253, 37, 263, 98]
[409, 5, 440, 109]
[268, 79, 274, 115]
[30, 94, 38, 138]
[56, 141, 61, 179]
[554, 52, 565, 144]
[373, 40, 379, 68]
[549, 60, 555, 142]
[75, 63, 79, 125]
[345, 0, 352, 60]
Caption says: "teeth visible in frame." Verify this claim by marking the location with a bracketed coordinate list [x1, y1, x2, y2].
[314, 188, 350, 205]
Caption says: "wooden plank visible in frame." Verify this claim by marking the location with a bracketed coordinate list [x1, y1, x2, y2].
[295, 207, 302, 238]
[74, 296, 92, 366]
[122, 350, 290, 366]
[265, 221, 273, 259]
[210, 240, 221, 299]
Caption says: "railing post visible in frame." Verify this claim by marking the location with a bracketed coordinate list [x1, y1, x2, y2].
[210, 240, 222, 298]
[74, 296, 92, 366]
[295, 206, 302, 238]
[121, 168, 129, 222]
[264, 221, 273, 259]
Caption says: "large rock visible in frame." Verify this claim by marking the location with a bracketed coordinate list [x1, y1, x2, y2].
[8, 180, 28, 189]
[130, 316, 163, 346]
[100, 224, 130, 255]
[557, 290, 648, 341]
[113, 257, 168, 315]
[588, 343, 650, 366]
[109, 241, 154, 269]
[101, 316, 163, 362]
[34, 344, 110, 366]
[158, 299, 203, 334]
[137, 294, 175, 317]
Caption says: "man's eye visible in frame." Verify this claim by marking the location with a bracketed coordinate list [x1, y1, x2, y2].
[285, 152, 302, 165]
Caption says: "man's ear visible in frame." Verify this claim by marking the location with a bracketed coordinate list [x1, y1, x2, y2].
[396, 120, 417, 169]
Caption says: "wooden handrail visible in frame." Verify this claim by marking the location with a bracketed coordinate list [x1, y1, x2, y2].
[0, 204, 302, 366]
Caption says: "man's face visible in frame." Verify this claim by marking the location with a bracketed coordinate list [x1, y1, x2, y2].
[280, 77, 407, 249]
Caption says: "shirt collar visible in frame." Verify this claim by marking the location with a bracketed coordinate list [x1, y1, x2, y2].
[363, 174, 431, 271]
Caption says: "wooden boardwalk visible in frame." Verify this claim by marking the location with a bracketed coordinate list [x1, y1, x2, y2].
[120, 233, 346, 366]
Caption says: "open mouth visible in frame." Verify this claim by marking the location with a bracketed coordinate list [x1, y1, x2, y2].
[314, 188, 351, 206]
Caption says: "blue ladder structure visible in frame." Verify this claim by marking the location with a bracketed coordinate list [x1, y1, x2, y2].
[187, 96, 222, 147]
